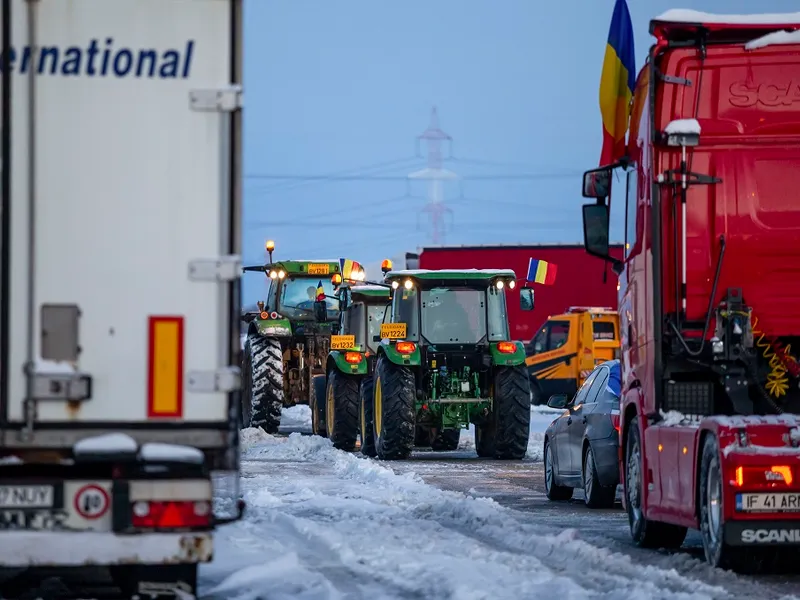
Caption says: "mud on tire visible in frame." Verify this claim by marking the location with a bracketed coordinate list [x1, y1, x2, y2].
[326, 371, 360, 451]
[245, 335, 283, 434]
[310, 374, 327, 437]
[373, 357, 416, 460]
[476, 365, 531, 459]
[360, 375, 377, 457]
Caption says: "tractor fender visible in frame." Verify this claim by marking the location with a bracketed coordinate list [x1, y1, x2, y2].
[327, 351, 368, 376]
[489, 341, 526, 367]
[377, 341, 422, 367]
[254, 317, 292, 338]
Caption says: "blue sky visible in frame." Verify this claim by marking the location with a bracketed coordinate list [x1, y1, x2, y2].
[241, 0, 800, 303]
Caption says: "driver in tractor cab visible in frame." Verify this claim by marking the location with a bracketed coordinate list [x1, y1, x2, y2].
[306, 286, 316, 302]
[427, 291, 476, 341]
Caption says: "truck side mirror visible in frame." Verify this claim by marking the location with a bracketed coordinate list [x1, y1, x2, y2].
[582, 166, 612, 199]
[582, 202, 624, 275]
[313, 300, 328, 322]
[520, 288, 534, 311]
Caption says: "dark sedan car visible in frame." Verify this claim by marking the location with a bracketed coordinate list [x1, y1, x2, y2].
[543, 360, 621, 508]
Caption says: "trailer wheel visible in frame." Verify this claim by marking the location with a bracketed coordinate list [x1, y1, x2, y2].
[583, 445, 616, 509]
[359, 375, 377, 457]
[544, 440, 573, 501]
[431, 428, 461, 451]
[476, 366, 531, 459]
[625, 417, 687, 548]
[700, 433, 749, 571]
[310, 374, 327, 437]
[374, 357, 416, 460]
[325, 371, 360, 451]
[246, 335, 283, 434]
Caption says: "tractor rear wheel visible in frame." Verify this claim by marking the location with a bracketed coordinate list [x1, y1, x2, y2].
[360, 375, 377, 457]
[325, 371, 360, 451]
[476, 365, 530, 459]
[246, 335, 283, 434]
[373, 357, 416, 460]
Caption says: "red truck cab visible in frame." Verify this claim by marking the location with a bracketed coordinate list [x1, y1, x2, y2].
[580, 10, 800, 571]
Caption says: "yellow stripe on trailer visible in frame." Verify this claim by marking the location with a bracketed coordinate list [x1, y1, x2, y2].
[147, 316, 184, 418]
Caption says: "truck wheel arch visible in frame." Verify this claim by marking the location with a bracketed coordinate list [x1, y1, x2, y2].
[694, 428, 713, 523]
[621, 401, 639, 489]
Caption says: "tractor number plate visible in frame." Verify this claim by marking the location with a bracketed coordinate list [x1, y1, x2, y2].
[736, 493, 800, 513]
[331, 335, 356, 350]
[308, 263, 330, 275]
[380, 323, 407, 340]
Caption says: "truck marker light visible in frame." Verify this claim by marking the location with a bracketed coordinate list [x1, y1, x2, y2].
[733, 465, 793, 487]
[147, 316, 184, 418]
[658, 444, 663, 452]
[497, 342, 517, 354]
[395, 342, 416, 354]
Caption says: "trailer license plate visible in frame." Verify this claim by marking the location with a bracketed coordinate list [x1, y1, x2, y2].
[308, 263, 329, 275]
[736, 493, 800, 512]
[0, 485, 54, 508]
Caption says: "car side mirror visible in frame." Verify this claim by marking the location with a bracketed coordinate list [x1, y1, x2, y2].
[547, 394, 569, 409]
[519, 288, 534, 311]
[313, 300, 328, 322]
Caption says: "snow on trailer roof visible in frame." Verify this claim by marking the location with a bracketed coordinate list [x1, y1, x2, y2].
[386, 268, 517, 281]
[745, 30, 800, 50]
[655, 9, 800, 26]
[664, 118, 701, 135]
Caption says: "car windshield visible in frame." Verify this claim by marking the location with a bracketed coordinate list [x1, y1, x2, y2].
[276, 277, 339, 320]
[421, 287, 486, 344]
[367, 303, 388, 352]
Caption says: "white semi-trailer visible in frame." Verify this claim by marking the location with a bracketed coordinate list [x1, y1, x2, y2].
[0, 0, 244, 597]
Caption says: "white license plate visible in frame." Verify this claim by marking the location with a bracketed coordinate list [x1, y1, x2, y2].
[0, 485, 54, 508]
[736, 493, 800, 513]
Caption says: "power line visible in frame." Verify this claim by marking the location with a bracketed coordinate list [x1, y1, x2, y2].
[245, 173, 580, 181]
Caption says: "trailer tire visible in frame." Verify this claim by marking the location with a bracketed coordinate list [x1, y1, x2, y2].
[626, 417, 687, 549]
[476, 366, 531, 459]
[544, 440, 573, 501]
[325, 371, 360, 451]
[360, 375, 377, 457]
[374, 357, 416, 460]
[699, 433, 751, 571]
[431, 428, 461, 451]
[583, 445, 616, 509]
[246, 335, 283, 434]
[310, 374, 327, 437]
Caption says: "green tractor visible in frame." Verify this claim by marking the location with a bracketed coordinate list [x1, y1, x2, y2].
[315, 267, 393, 454]
[240, 241, 366, 433]
[366, 268, 533, 461]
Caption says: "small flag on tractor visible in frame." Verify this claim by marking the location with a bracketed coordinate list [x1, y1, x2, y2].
[527, 259, 557, 285]
[316, 281, 325, 301]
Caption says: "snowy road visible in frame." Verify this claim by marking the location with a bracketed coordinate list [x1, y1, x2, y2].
[200, 406, 800, 600]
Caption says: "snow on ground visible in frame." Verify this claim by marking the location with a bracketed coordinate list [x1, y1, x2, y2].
[281, 405, 313, 430]
[459, 404, 558, 461]
[201, 429, 728, 600]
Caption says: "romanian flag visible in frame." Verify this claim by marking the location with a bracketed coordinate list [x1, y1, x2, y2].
[599, 0, 636, 166]
[339, 258, 358, 280]
[627, 67, 649, 156]
[527, 259, 557, 285]
[316, 281, 325, 301]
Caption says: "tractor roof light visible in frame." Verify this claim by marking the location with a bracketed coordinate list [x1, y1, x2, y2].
[495, 280, 505, 289]
[331, 273, 343, 286]
[391, 281, 399, 290]
[269, 270, 278, 279]
[265, 240, 275, 252]
[403, 279, 414, 290]
[508, 279, 516, 289]
[381, 258, 393, 273]
[278, 270, 286, 279]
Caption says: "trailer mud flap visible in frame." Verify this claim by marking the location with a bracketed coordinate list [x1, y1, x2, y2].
[725, 520, 800, 546]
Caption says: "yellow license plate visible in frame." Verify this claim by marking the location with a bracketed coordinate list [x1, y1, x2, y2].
[330, 335, 356, 350]
[380, 323, 407, 340]
[308, 263, 330, 275]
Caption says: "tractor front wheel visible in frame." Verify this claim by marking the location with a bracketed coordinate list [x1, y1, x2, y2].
[325, 371, 360, 451]
[373, 357, 416, 460]
[476, 365, 530, 459]
[246, 335, 283, 434]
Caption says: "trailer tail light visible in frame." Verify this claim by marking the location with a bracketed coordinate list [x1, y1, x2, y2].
[496, 342, 517, 354]
[395, 341, 416, 354]
[344, 352, 363, 364]
[732, 465, 794, 488]
[131, 500, 211, 529]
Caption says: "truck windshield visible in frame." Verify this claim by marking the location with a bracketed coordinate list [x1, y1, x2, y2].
[367, 304, 388, 352]
[421, 287, 487, 344]
[270, 277, 339, 320]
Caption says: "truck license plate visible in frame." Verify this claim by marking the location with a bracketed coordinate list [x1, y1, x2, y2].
[0, 485, 54, 508]
[0, 509, 66, 530]
[736, 493, 800, 512]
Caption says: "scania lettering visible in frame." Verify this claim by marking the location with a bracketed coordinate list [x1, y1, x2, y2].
[741, 529, 800, 544]
[0, 38, 194, 78]
[581, 9, 800, 572]
[0, 0, 244, 597]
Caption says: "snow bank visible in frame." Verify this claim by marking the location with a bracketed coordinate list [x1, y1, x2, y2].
[664, 118, 701, 135]
[280, 405, 313, 431]
[204, 431, 727, 600]
[746, 29, 800, 50]
[656, 9, 800, 25]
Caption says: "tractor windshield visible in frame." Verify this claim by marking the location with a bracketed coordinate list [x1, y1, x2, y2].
[270, 276, 339, 320]
[421, 287, 487, 344]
